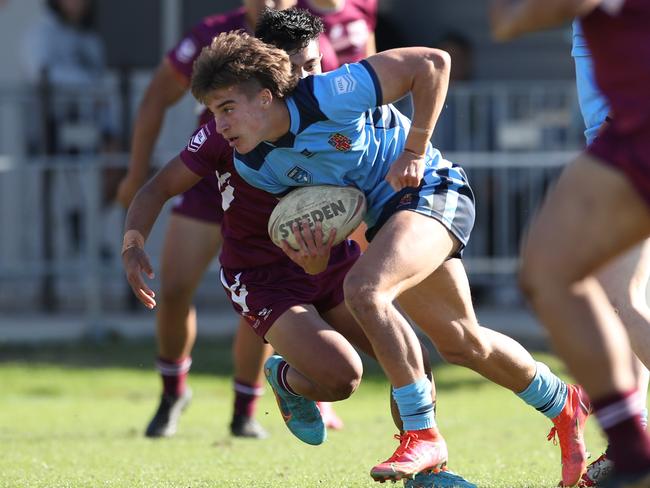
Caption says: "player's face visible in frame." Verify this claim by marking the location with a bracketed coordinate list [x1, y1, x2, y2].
[288, 39, 323, 78]
[207, 85, 270, 154]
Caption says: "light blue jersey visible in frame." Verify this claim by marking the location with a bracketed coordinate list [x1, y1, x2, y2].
[572, 20, 609, 145]
[234, 61, 458, 228]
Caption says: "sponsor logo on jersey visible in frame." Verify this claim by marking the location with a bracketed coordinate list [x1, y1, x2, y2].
[328, 132, 352, 152]
[176, 38, 197, 63]
[332, 74, 357, 95]
[188, 128, 207, 152]
[287, 166, 312, 184]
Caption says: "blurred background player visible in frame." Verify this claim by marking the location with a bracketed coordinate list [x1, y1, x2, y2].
[115, 0, 344, 440]
[571, 19, 650, 488]
[297, 0, 376, 64]
[492, 0, 650, 485]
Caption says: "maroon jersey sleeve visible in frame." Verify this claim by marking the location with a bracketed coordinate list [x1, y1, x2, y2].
[166, 8, 247, 83]
[298, 0, 377, 64]
[179, 120, 232, 177]
[319, 32, 341, 71]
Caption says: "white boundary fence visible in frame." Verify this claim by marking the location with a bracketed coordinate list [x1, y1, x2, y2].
[0, 78, 584, 337]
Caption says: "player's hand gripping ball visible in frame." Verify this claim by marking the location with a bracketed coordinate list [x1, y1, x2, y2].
[268, 185, 366, 250]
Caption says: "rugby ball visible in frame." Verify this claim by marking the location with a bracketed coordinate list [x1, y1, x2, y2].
[268, 185, 366, 250]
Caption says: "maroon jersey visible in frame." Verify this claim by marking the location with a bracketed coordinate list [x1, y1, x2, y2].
[583, 0, 650, 205]
[581, 0, 650, 132]
[179, 119, 288, 269]
[298, 0, 377, 64]
[167, 8, 249, 83]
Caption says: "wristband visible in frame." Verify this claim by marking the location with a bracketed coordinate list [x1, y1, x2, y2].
[404, 147, 426, 158]
[122, 229, 145, 255]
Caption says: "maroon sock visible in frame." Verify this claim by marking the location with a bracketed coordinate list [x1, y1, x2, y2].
[276, 359, 299, 396]
[156, 357, 192, 397]
[233, 379, 264, 417]
[593, 389, 650, 474]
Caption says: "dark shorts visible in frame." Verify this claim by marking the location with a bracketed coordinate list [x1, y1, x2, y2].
[219, 241, 360, 340]
[588, 120, 650, 207]
[171, 174, 224, 224]
[366, 165, 475, 258]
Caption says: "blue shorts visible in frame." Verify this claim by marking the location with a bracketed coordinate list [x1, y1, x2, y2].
[366, 165, 475, 258]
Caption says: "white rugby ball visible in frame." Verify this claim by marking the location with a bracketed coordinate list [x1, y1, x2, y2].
[268, 185, 367, 250]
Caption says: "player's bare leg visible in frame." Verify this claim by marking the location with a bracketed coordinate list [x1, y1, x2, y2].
[399, 257, 589, 486]
[230, 318, 273, 438]
[344, 211, 458, 482]
[520, 155, 650, 481]
[146, 215, 220, 438]
[263, 303, 365, 445]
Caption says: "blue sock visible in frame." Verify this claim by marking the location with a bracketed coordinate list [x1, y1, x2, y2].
[392, 377, 436, 431]
[516, 362, 567, 419]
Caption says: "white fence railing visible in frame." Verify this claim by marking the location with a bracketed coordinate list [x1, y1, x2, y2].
[0, 78, 585, 335]
[0, 151, 575, 310]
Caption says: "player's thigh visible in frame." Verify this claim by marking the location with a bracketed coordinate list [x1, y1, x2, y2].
[522, 155, 650, 283]
[346, 211, 458, 299]
[265, 304, 363, 382]
[398, 258, 480, 350]
[320, 302, 375, 358]
[597, 240, 650, 308]
[160, 214, 222, 292]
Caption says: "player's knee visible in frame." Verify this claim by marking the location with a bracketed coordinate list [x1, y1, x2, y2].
[321, 357, 363, 400]
[436, 325, 491, 367]
[343, 272, 384, 317]
[159, 275, 196, 304]
[518, 246, 557, 303]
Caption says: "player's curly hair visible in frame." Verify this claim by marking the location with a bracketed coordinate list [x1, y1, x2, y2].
[191, 31, 299, 104]
[255, 7, 324, 54]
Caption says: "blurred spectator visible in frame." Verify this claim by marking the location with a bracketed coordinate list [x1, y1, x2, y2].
[429, 31, 494, 152]
[21, 0, 122, 255]
[374, 10, 408, 52]
[297, 0, 377, 64]
[22, 0, 120, 152]
[437, 31, 474, 83]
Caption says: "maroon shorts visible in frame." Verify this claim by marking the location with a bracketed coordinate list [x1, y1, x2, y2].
[587, 120, 650, 207]
[219, 241, 360, 339]
[171, 174, 224, 224]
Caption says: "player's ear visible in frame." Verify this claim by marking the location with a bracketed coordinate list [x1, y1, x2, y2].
[260, 88, 273, 108]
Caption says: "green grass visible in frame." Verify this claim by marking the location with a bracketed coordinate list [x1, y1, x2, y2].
[0, 338, 611, 488]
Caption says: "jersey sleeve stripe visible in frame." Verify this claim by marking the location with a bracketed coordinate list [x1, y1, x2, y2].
[360, 59, 382, 107]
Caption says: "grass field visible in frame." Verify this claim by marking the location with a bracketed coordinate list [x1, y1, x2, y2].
[0, 337, 611, 488]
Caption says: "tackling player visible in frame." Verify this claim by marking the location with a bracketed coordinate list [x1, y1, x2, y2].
[491, 0, 650, 486]
[571, 20, 650, 488]
[116, 0, 341, 440]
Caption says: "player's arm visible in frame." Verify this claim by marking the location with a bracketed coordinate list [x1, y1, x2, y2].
[365, 48, 449, 156]
[364, 47, 450, 189]
[122, 157, 201, 309]
[489, 0, 602, 41]
[117, 59, 188, 208]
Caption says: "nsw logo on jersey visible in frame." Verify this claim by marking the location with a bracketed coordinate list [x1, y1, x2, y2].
[286, 166, 312, 184]
[332, 74, 357, 95]
[188, 128, 208, 152]
[328, 133, 352, 152]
